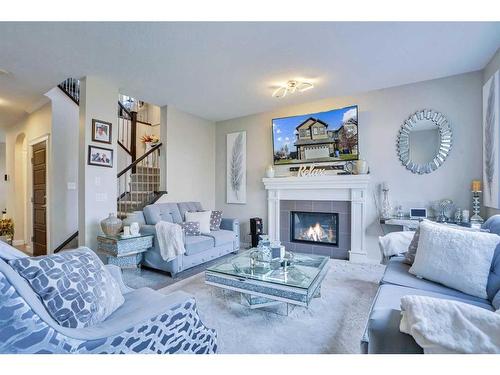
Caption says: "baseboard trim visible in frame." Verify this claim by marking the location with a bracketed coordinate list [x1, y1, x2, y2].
[12, 240, 25, 246]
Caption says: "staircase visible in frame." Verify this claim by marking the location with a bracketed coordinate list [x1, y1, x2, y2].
[117, 164, 161, 219]
[54, 78, 166, 252]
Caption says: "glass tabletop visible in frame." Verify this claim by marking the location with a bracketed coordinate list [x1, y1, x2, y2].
[206, 248, 329, 290]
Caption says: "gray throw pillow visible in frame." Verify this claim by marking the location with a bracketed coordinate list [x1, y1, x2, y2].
[180, 221, 201, 236]
[9, 247, 124, 328]
[403, 227, 420, 265]
[210, 210, 223, 231]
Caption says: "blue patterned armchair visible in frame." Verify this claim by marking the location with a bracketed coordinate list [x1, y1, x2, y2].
[0, 244, 217, 354]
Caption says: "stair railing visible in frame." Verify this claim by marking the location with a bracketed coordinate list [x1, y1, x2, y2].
[58, 78, 80, 105]
[117, 143, 163, 217]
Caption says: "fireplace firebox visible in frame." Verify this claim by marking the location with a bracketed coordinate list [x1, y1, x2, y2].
[290, 211, 339, 246]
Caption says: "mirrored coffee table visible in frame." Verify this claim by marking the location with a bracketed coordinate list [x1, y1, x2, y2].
[205, 248, 329, 315]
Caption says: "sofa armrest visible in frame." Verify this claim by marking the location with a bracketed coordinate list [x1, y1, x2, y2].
[221, 218, 239, 232]
[221, 218, 239, 251]
[140, 224, 156, 236]
[105, 264, 134, 294]
[366, 309, 422, 354]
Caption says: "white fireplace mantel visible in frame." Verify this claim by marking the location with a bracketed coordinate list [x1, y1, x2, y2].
[262, 174, 371, 262]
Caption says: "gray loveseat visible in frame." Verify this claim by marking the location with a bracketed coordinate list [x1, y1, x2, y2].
[138, 202, 240, 277]
[361, 216, 500, 354]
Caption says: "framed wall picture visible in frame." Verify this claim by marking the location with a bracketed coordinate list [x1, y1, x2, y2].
[92, 119, 112, 144]
[88, 145, 113, 168]
[483, 70, 500, 208]
[226, 131, 246, 204]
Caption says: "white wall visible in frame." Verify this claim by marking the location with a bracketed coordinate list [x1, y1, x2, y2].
[5, 103, 52, 247]
[163, 106, 216, 209]
[483, 48, 500, 218]
[215, 72, 483, 261]
[0, 142, 6, 213]
[46, 88, 79, 250]
[78, 76, 118, 250]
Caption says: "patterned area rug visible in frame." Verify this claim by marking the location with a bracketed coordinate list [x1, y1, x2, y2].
[158, 259, 385, 354]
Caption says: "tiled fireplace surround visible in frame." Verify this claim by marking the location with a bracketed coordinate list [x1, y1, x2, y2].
[280, 200, 351, 259]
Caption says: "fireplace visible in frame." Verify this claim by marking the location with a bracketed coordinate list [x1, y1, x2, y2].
[290, 211, 339, 247]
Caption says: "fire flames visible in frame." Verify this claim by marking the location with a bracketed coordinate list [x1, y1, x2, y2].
[299, 222, 335, 243]
[303, 222, 325, 242]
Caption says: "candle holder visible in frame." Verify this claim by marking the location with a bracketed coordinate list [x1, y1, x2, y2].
[470, 190, 484, 224]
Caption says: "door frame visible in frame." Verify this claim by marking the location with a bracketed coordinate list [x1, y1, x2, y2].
[28, 134, 51, 254]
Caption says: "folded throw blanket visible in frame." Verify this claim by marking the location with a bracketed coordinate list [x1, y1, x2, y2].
[155, 221, 186, 261]
[378, 231, 414, 264]
[400, 295, 500, 354]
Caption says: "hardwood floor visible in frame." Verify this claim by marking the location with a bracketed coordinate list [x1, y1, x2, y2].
[14, 244, 32, 256]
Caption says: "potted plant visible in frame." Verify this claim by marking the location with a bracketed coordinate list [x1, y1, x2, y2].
[0, 217, 14, 245]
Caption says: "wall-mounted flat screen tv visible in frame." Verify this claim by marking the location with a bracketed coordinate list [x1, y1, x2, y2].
[272, 105, 358, 165]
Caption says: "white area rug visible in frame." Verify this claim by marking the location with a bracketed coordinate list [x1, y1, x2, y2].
[159, 259, 385, 354]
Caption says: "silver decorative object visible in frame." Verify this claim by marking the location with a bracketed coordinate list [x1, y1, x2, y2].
[433, 199, 455, 222]
[397, 109, 452, 174]
[381, 183, 392, 219]
[471, 191, 484, 224]
[100, 213, 123, 236]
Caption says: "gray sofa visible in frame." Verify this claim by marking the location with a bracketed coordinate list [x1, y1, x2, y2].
[138, 202, 240, 277]
[361, 216, 500, 354]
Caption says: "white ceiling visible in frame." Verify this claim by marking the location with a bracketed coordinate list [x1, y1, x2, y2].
[0, 22, 499, 127]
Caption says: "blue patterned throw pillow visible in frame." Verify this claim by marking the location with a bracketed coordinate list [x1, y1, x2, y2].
[210, 210, 223, 231]
[9, 247, 124, 328]
[180, 221, 201, 236]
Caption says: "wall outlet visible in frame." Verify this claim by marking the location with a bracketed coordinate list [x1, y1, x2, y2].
[95, 177, 101, 186]
[67, 182, 77, 190]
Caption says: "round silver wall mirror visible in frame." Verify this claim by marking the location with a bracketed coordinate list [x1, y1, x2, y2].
[397, 109, 452, 174]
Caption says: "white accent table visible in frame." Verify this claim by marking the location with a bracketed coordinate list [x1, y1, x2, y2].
[262, 174, 371, 263]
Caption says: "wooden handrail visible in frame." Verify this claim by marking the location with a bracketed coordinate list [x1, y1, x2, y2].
[118, 141, 132, 156]
[118, 101, 132, 119]
[54, 231, 78, 253]
[117, 143, 162, 178]
[136, 119, 153, 126]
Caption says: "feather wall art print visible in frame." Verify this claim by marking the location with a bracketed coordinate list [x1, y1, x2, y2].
[483, 70, 500, 209]
[227, 131, 247, 204]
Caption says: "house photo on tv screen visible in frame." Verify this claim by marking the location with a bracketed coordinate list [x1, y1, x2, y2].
[272, 105, 359, 165]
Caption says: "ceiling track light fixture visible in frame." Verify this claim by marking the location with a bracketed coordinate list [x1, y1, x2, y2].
[272, 80, 314, 98]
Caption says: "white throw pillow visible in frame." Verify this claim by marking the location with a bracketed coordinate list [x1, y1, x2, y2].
[185, 210, 212, 234]
[409, 220, 499, 299]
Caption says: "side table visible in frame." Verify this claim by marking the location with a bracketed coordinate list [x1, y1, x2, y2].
[96, 233, 153, 269]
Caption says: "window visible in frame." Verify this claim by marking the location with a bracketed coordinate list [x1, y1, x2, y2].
[300, 129, 311, 138]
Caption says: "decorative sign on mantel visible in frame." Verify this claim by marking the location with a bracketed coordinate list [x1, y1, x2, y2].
[296, 165, 326, 177]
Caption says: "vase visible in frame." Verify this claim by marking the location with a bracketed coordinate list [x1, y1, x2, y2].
[355, 159, 369, 174]
[381, 189, 392, 219]
[100, 213, 123, 236]
[130, 222, 140, 236]
[265, 165, 275, 178]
